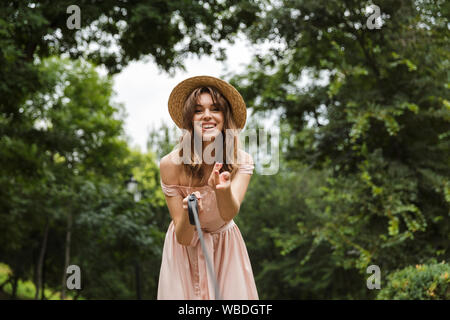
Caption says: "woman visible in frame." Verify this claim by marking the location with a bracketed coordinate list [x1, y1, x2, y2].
[157, 75, 258, 300]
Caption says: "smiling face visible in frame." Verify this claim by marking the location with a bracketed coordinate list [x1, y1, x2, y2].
[192, 93, 224, 141]
[180, 86, 240, 170]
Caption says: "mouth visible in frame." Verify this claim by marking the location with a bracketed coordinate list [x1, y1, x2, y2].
[201, 123, 217, 132]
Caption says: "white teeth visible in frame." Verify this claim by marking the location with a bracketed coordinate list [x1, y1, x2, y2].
[203, 124, 215, 129]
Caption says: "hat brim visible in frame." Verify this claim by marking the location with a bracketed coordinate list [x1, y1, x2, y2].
[168, 76, 247, 129]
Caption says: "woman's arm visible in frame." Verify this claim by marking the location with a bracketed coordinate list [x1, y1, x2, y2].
[160, 154, 196, 246]
[211, 152, 254, 222]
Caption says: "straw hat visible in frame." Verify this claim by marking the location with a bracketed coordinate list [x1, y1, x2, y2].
[168, 75, 247, 129]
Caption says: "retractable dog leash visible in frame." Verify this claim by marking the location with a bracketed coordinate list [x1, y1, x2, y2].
[187, 193, 222, 300]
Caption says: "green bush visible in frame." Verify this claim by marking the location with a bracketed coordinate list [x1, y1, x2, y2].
[377, 261, 450, 300]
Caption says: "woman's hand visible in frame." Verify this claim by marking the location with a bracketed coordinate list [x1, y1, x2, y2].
[182, 191, 204, 215]
[208, 162, 231, 191]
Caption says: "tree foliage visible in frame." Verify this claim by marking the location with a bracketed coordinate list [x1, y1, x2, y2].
[1, 0, 448, 299]
[231, 0, 449, 297]
[377, 261, 450, 300]
[0, 0, 260, 298]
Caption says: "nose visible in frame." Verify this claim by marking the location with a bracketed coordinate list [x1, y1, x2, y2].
[203, 108, 212, 119]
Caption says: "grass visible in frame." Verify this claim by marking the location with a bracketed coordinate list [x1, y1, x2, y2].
[0, 262, 84, 300]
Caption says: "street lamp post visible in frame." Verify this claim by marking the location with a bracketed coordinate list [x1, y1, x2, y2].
[126, 174, 141, 202]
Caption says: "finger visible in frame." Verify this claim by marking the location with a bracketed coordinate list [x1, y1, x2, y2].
[216, 173, 231, 190]
[197, 196, 203, 209]
[221, 171, 230, 181]
[208, 163, 221, 180]
[212, 161, 221, 172]
[217, 172, 228, 185]
[214, 169, 220, 185]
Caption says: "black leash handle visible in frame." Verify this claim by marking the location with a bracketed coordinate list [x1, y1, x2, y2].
[186, 193, 222, 300]
[187, 194, 197, 226]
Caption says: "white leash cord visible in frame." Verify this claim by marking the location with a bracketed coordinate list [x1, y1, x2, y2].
[187, 193, 222, 300]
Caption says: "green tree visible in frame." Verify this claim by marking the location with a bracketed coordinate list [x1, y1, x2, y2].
[232, 0, 449, 297]
[0, 0, 262, 299]
[0, 56, 139, 299]
[1, 0, 260, 112]
[147, 121, 179, 161]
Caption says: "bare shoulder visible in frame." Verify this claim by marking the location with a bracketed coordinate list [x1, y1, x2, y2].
[237, 149, 254, 165]
[160, 150, 182, 185]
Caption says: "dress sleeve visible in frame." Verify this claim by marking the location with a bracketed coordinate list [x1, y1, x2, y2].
[238, 163, 255, 175]
[160, 179, 181, 197]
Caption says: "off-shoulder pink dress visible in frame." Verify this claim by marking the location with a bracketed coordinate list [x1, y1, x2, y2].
[157, 163, 259, 300]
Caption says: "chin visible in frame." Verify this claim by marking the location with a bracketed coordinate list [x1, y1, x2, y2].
[204, 129, 223, 141]
[193, 127, 223, 141]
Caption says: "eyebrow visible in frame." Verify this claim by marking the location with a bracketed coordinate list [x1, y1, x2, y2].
[194, 103, 219, 107]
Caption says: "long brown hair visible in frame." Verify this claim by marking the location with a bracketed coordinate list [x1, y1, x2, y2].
[178, 86, 241, 186]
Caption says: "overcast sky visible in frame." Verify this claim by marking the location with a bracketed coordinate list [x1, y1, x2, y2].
[111, 34, 260, 152]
